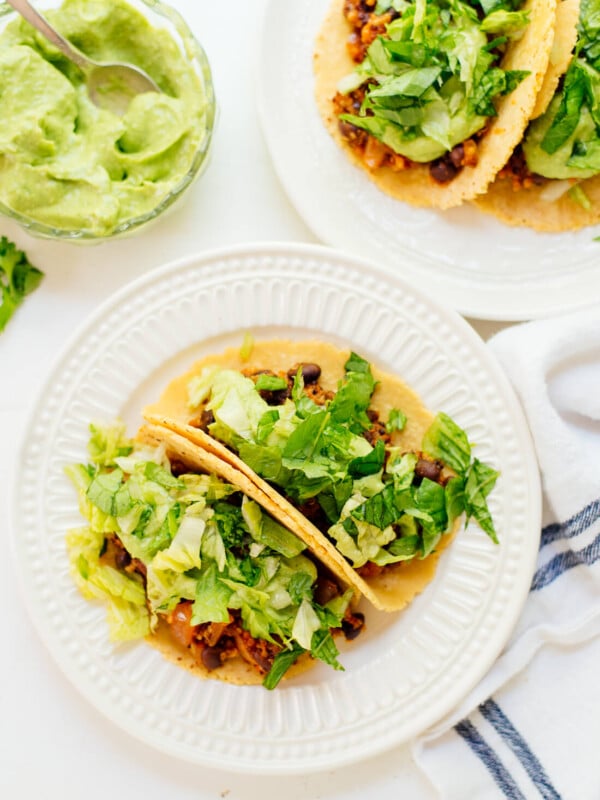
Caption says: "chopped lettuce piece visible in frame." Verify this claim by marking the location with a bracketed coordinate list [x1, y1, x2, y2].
[151, 511, 206, 572]
[66, 526, 150, 641]
[464, 458, 500, 542]
[239, 331, 254, 362]
[338, 0, 528, 160]
[422, 412, 472, 474]
[88, 420, 133, 467]
[254, 374, 287, 391]
[386, 408, 407, 433]
[191, 562, 233, 624]
[67, 423, 354, 685]
[292, 598, 322, 650]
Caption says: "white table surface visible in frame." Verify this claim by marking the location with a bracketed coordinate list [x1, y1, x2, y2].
[0, 1, 510, 796]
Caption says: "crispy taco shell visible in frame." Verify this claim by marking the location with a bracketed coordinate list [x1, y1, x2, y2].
[473, 173, 600, 232]
[474, 1, 596, 232]
[530, 0, 580, 119]
[144, 340, 458, 612]
[137, 423, 323, 686]
[314, 0, 557, 209]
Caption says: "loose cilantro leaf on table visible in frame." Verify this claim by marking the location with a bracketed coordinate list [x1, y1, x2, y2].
[0, 237, 43, 333]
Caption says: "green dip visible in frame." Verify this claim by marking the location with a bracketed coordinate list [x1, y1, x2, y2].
[0, 0, 210, 235]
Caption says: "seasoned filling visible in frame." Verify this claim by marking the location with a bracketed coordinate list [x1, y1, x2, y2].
[335, 2, 481, 182]
[102, 529, 364, 676]
[331, 0, 530, 185]
[333, 87, 411, 172]
[189, 358, 455, 576]
[429, 138, 481, 185]
[497, 147, 547, 191]
[343, 0, 400, 63]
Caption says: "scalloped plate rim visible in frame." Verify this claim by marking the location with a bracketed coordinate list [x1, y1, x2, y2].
[9, 241, 541, 773]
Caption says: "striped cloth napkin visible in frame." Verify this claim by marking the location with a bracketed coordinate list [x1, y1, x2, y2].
[414, 306, 600, 800]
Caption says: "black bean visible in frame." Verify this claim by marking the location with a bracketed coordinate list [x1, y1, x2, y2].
[114, 549, 131, 570]
[287, 362, 321, 384]
[201, 646, 224, 671]
[199, 409, 214, 431]
[260, 387, 291, 406]
[449, 143, 464, 169]
[415, 458, 443, 483]
[342, 613, 365, 641]
[314, 577, 339, 606]
[430, 158, 458, 184]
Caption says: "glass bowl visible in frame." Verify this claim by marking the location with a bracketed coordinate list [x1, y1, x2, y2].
[0, 0, 216, 241]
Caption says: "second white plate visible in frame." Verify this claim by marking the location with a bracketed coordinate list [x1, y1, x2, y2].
[256, 0, 600, 321]
[12, 242, 540, 773]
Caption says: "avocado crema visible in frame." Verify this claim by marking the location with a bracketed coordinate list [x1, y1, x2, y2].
[524, 0, 600, 181]
[0, 0, 209, 235]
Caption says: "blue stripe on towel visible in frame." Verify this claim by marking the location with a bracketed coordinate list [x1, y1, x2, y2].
[532, 529, 600, 591]
[541, 498, 600, 547]
[455, 719, 527, 799]
[480, 700, 562, 800]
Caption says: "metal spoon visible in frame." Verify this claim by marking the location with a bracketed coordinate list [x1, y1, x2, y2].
[5, 0, 160, 115]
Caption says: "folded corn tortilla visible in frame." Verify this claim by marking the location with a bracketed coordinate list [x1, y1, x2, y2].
[474, 0, 600, 232]
[144, 340, 460, 613]
[314, 0, 557, 209]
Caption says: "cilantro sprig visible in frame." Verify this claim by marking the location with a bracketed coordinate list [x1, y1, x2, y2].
[0, 237, 43, 333]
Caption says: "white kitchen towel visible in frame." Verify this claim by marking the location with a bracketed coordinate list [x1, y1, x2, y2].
[414, 305, 600, 800]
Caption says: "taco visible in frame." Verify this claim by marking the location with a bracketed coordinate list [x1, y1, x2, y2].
[65, 420, 363, 689]
[475, 0, 600, 231]
[313, 0, 557, 209]
[144, 339, 499, 612]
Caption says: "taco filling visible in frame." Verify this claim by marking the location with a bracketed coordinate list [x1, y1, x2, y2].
[145, 341, 499, 611]
[334, 0, 532, 185]
[66, 421, 362, 689]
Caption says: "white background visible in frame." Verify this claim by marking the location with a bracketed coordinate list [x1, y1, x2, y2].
[1, 1, 505, 797]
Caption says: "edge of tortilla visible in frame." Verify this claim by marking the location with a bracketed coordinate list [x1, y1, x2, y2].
[143, 339, 460, 612]
[473, 172, 600, 232]
[530, 0, 580, 119]
[475, 0, 595, 232]
[313, 0, 557, 209]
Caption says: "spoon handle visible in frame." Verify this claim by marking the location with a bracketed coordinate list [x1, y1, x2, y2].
[4, 0, 90, 70]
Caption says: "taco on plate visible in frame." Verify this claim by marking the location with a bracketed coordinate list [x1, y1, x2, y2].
[66, 421, 363, 689]
[313, 0, 557, 209]
[475, 0, 600, 231]
[144, 339, 499, 613]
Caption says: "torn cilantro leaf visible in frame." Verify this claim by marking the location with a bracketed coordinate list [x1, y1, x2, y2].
[0, 237, 43, 333]
[263, 644, 305, 690]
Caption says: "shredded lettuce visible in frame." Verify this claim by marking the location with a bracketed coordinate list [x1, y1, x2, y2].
[66, 526, 150, 641]
[186, 353, 500, 572]
[67, 423, 351, 686]
[338, 0, 529, 161]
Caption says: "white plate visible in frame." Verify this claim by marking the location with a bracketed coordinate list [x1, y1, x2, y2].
[11, 242, 540, 773]
[256, 0, 600, 321]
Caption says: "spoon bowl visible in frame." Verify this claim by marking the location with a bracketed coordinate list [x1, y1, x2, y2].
[5, 0, 160, 115]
